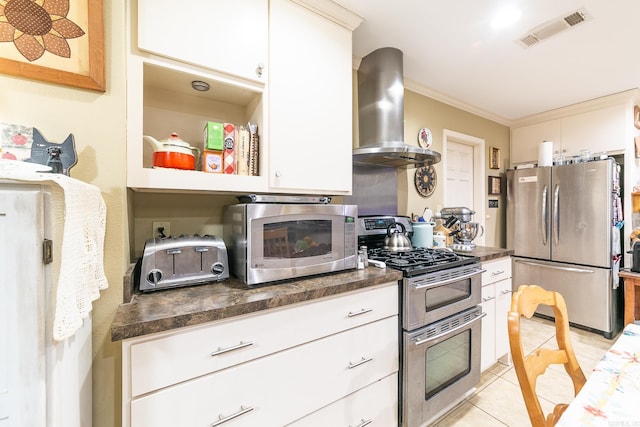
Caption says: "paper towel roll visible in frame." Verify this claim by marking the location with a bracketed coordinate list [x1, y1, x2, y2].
[538, 141, 553, 167]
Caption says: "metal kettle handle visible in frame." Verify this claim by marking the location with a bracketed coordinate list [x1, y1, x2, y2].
[386, 221, 406, 236]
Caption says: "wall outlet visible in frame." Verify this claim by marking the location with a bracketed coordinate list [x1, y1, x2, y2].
[152, 221, 171, 238]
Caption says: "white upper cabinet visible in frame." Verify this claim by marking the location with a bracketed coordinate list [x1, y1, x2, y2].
[268, 0, 360, 194]
[137, 0, 267, 83]
[127, 0, 361, 195]
[511, 119, 562, 165]
[510, 90, 637, 167]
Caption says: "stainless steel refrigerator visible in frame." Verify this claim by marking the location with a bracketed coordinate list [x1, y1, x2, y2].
[506, 158, 623, 338]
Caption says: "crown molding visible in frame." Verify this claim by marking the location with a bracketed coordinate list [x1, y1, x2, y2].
[290, 0, 363, 30]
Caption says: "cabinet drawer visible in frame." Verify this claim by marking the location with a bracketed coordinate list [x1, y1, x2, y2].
[128, 283, 398, 397]
[287, 373, 398, 427]
[130, 317, 399, 427]
[482, 257, 512, 285]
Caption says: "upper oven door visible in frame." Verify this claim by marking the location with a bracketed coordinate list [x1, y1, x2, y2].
[403, 263, 482, 331]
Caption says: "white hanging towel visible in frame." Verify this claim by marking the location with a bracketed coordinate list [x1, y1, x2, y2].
[0, 166, 108, 341]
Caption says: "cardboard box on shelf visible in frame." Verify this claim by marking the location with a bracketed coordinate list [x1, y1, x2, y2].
[203, 122, 223, 151]
[202, 150, 223, 173]
[223, 123, 236, 174]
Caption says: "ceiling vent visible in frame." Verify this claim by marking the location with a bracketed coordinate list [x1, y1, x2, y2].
[517, 7, 591, 48]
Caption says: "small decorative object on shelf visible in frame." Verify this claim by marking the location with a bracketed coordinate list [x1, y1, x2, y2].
[634, 105, 640, 130]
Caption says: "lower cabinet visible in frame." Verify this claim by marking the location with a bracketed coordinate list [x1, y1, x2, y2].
[480, 257, 513, 372]
[121, 283, 399, 427]
[288, 373, 398, 427]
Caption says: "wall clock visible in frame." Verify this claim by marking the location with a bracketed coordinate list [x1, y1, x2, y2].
[414, 165, 437, 197]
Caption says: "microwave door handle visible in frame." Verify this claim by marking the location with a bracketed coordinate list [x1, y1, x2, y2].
[541, 185, 548, 245]
[413, 311, 486, 346]
[553, 184, 560, 245]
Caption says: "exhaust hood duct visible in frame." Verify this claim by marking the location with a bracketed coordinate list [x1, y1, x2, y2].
[353, 47, 441, 168]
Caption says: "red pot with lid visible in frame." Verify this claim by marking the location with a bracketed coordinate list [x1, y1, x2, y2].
[143, 133, 200, 170]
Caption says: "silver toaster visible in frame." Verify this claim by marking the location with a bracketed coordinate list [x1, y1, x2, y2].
[139, 235, 229, 292]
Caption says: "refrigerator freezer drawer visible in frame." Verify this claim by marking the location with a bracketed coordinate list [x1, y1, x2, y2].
[512, 257, 621, 337]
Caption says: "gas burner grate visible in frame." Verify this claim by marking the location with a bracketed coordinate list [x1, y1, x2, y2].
[367, 247, 479, 277]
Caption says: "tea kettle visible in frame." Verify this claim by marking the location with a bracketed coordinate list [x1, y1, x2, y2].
[384, 222, 413, 252]
[143, 133, 200, 170]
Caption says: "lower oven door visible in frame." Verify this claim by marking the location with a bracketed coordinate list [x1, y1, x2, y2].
[401, 305, 485, 427]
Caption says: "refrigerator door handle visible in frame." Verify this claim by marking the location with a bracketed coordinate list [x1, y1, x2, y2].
[541, 185, 548, 245]
[514, 259, 594, 274]
[553, 184, 560, 246]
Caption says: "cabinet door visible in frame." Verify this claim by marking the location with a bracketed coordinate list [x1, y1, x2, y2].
[268, 0, 353, 194]
[511, 119, 562, 165]
[560, 104, 627, 156]
[480, 284, 496, 372]
[137, 0, 267, 83]
[495, 279, 512, 361]
[0, 186, 46, 426]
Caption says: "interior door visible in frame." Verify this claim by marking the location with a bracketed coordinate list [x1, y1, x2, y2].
[506, 167, 551, 259]
[552, 160, 612, 267]
[445, 141, 474, 207]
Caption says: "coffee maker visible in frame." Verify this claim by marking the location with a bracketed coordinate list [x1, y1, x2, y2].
[437, 207, 483, 251]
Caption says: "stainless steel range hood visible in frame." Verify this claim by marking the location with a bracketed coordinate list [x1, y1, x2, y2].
[353, 47, 441, 168]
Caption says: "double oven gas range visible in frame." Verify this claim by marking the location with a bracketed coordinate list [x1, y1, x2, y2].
[358, 215, 485, 427]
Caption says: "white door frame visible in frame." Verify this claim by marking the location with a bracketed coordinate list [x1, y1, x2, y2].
[442, 129, 486, 246]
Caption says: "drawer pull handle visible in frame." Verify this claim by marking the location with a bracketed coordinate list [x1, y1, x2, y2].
[491, 270, 505, 276]
[211, 405, 254, 426]
[210, 341, 253, 357]
[350, 419, 373, 427]
[482, 296, 495, 302]
[500, 289, 513, 295]
[347, 308, 373, 317]
[348, 356, 373, 369]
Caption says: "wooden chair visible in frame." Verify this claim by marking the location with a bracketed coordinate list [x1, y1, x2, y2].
[508, 285, 586, 427]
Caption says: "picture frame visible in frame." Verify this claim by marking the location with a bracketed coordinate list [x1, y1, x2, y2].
[489, 146, 501, 169]
[634, 105, 640, 130]
[0, 0, 105, 92]
[488, 176, 502, 195]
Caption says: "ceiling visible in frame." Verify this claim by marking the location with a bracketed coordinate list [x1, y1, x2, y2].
[332, 0, 640, 125]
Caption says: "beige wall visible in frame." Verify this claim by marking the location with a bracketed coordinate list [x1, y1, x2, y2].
[400, 90, 510, 247]
[0, 2, 128, 426]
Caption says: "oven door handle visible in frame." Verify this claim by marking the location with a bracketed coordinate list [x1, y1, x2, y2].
[413, 311, 487, 346]
[413, 269, 486, 290]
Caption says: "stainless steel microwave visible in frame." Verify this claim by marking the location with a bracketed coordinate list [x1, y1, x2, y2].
[223, 203, 358, 285]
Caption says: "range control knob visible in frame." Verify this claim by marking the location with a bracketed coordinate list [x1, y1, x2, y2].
[211, 262, 225, 276]
[147, 269, 162, 285]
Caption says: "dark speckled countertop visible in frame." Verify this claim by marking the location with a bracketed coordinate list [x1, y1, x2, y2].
[457, 246, 513, 262]
[111, 266, 402, 342]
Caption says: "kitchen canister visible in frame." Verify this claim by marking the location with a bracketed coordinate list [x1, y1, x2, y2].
[538, 140, 553, 167]
[411, 221, 435, 248]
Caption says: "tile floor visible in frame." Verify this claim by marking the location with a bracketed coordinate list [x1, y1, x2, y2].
[432, 315, 618, 426]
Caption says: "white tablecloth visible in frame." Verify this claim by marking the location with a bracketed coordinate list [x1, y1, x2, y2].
[556, 323, 640, 426]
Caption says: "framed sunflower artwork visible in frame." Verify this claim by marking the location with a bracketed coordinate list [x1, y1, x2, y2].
[0, 0, 105, 92]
